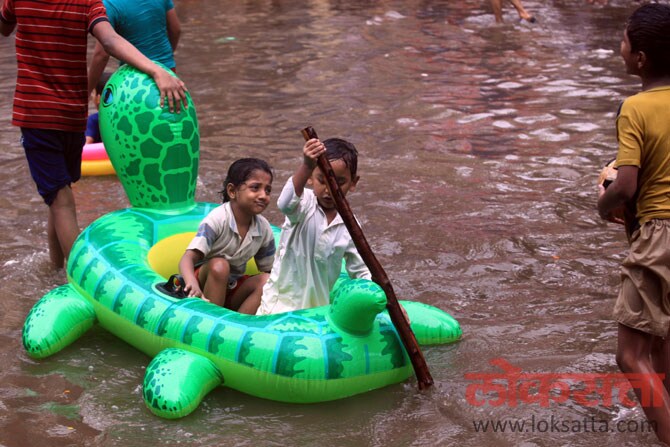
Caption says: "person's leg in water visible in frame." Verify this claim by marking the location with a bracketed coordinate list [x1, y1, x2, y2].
[651, 330, 670, 395]
[22, 128, 83, 269]
[508, 0, 536, 22]
[48, 185, 80, 268]
[617, 323, 670, 444]
[47, 208, 64, 268]
[490, 0, 504, 23]
[490, 0, 535, 23]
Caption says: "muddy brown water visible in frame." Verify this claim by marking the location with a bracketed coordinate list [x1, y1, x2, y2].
[0, 1, 662, 446]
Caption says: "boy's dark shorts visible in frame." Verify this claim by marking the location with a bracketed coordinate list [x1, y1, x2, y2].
[21, 128, 85, 206]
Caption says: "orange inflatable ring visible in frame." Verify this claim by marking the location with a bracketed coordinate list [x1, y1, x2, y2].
[81, 142, 116, 176]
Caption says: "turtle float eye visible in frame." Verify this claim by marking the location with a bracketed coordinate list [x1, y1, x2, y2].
[102, 85, 114, 107]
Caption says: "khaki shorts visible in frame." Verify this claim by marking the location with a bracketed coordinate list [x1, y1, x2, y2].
[613, 219, 670, 337]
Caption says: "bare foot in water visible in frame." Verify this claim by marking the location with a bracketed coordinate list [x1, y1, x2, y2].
[490, 0, 536, 23]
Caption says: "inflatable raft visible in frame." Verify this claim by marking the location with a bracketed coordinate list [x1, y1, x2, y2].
[22, 65, 462, 419]
[81, 142, 115, 176]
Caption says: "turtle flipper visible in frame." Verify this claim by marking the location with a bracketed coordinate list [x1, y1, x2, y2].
[397, 301, 462, 345]
[143, 348, 223, 419]
[22, 284, 96, 359]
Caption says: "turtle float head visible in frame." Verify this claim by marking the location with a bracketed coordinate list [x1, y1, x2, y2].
[329, 278, 387, 335]
[99, 64, 200, 212]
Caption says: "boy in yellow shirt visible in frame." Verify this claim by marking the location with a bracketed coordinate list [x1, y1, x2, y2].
[597, 4, 670, 444]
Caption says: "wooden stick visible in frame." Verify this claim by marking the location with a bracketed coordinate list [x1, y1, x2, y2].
[301, 127, 434, 389]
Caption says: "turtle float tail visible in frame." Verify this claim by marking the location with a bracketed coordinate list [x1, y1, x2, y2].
[22, 285, 96, 359]
[328, 278, 387, 334]
[329, 277, 463, 345]
[400, 301, 462, 345]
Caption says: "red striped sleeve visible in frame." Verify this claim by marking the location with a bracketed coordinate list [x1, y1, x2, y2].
[7, 0, 108, 132]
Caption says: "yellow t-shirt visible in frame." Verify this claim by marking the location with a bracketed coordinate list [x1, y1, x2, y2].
[615, 86, 670, 224]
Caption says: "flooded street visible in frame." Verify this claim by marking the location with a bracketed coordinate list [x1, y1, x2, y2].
[0, 0, 663, 445]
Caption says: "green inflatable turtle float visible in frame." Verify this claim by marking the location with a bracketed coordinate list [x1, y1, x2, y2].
[22, 65, 462, 419]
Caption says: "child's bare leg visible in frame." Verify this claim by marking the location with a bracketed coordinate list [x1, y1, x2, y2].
[48, 186, 79, 268]
[490, 0, 504, 23]
[47, 210, 65, 269]
[232, 273, 269, 315]
[651, 330, 670, 394]
[200, 258, 230, 306]
[508, 0, 534, 21]
[617, 323, 670, 444]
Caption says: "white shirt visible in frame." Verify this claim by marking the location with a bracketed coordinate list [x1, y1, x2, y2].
[257, 177, 371, 315]
[186, 202, 275, 280]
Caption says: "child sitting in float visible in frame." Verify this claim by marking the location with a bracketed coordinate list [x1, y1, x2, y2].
[179, 158, 276, 313]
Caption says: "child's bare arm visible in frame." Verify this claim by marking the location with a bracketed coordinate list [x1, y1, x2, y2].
[179, 249, 205, 298]
[166, 8, 181, 51]
[87, 41, 110, 97]
[292, 138, 325, 196]
[87, 41, 110, 96]
[90, 21, 187, 113]
[597, 165, 638, 224]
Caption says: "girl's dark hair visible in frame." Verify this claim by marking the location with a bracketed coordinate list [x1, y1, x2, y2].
[323, 138, 359, 178]
[220, 158, 273, 202]
[627, 3, 670, 76]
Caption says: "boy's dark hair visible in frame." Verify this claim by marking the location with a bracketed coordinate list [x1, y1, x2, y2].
[96, 72, 112, 95]
[220, 158, 273, 203]
[323, 138, 359, 178]
[627, 3, 670, 76]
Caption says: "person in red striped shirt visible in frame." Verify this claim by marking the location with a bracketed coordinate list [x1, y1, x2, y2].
[0, 0, 187, 269]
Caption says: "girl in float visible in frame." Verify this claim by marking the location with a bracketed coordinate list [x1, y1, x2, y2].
[178, 158, 276, 313]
